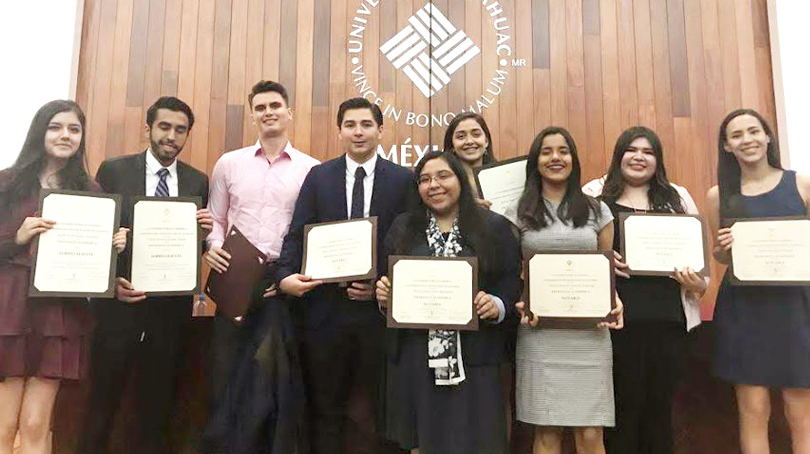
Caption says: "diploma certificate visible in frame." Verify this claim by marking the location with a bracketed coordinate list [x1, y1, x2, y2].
[302, 217, 377, 283]
[130, 197, 201, 295]
[30, 190, 120, 297]
[387, 256, 478, 330]
[526, 251, 616, 323]
[730, 217, 810, 285]
[619, 213, 709, 276]
[474, 157, 527, 224]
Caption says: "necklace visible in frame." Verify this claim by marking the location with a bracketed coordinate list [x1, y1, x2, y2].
[620, 188, 649, 213]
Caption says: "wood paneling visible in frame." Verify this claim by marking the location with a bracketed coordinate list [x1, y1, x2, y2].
[77, 0, 778, 315]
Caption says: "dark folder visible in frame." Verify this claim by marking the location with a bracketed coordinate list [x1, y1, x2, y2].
[204, 226, 267, 319]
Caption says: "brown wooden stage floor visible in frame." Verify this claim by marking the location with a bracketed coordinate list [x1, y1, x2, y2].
[51, 320, 794, 454]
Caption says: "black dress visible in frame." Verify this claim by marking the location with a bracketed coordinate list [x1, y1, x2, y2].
[605, 204, 688, 454]
[714, 170, 810, 388]
[383, 210, 521, 454]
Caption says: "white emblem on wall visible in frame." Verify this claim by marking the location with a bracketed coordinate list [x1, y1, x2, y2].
[379, 3, 481, 98]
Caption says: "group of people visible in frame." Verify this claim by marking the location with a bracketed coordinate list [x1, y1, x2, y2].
[0, 78, 808, 454]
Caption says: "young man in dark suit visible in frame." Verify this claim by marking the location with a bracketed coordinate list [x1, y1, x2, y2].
[79, 97, 211, 454]
[275, 97, 412, 454]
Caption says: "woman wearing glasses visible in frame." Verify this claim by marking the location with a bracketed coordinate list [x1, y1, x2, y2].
[376, 150, 521, 454]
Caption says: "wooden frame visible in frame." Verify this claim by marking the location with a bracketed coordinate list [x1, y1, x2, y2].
[130, 196, 202, 296]
[302, 216, 378, 284]
[728, 216, 810, 286]
[29, 189, 121, 298]
[524, 250, 616, 327]
[618, 212, 710, 277]
[387, 255, 479, 331]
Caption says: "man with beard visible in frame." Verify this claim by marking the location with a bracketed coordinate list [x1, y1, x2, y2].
[79, 96, 211, 454]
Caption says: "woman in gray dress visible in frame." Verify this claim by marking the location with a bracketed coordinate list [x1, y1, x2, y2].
[514, 127, 624, 454]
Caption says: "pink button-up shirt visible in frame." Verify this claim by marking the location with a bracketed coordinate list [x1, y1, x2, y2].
[207, 141, 319, 260]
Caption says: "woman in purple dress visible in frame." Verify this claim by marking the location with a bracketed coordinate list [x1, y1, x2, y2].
[0, 100, 126, 454]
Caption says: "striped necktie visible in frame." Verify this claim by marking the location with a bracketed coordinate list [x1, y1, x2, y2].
[155, 168, 170, 197]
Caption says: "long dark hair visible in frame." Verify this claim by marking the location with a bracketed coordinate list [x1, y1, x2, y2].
[517, 126, 600, 229]
[601, 126, 684, 213]
[443, 112, 496, 165]
[0, 100, 90, 211]
[717, 109, 781, 218]
[393, 150, 494, 276]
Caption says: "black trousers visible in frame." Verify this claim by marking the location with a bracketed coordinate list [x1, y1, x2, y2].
[211, 313, 241, 401]
[210, 264, 277, 402]
[605, 321, 687, 454]
[299, 304, 400, 454]
[79, 309, 189, 454]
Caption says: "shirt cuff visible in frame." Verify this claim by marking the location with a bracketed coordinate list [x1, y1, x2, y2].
[488, 295, 506, 324]
[207, 239, 224, 250]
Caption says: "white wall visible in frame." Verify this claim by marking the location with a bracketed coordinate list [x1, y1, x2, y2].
[769, 0, 810, 173]
[0, 1, 83, 171]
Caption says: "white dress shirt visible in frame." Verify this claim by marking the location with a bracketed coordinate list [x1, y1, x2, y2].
[345, 153, 377, 218]
[145, 149, 178, 197]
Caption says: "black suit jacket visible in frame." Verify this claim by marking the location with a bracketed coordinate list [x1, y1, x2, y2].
[92, 151, 209, 333]
[274, 155, 413, 328]
[382, 209, 522, 366]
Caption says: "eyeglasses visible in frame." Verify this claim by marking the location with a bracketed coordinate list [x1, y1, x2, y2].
[417, 171, 455, 186]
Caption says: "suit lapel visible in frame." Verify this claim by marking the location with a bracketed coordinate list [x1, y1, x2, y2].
[176, 160, 190, 197]
[337, 156, 349, 219]
[134, 151, 148, 196]
[369, 158, 386, 217]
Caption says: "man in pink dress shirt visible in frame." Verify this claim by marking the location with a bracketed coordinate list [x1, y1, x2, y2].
[204, 80, 318, 397]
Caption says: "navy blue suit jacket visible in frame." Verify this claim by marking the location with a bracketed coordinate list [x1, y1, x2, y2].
[275, 154, 413, 328]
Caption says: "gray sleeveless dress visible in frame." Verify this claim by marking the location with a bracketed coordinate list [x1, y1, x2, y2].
[516, 199, 616, 426]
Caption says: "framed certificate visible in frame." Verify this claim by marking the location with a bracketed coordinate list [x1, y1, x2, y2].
[387, 256, 479, 330]
[473, 156, 527, 225]
[29, 190, 121, 298]
[730, 217, 810, 285]
[130, 197, 201, 296]
[525, 251, 616, 325]
[302, 217, 377, 284]
[619, 212, 709, 276]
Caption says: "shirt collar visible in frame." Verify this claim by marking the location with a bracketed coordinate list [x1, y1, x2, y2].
[253, 140, 294, 162]
[346, 153, 377, 177]
[145, 148, 178, 178]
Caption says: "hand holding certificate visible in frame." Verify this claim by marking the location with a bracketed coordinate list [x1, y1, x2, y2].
[302, 217, 377, 283]
[619, 213, 709, 276]
[387, 256, 479, 330]
[205, 226, 267, 318]
[525, 251, 616, 325]
[130, 197, 201, 295]
[474, 157, 527, 225]
[30, 190, 121, 297]
[730, 217, 810, 285]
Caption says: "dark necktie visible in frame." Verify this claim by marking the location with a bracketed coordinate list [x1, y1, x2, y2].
[155, 168, 170, 197]
[350, 166, 366, 219]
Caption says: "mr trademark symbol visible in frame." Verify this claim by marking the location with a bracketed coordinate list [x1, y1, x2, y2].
[512, 58, 526, 67]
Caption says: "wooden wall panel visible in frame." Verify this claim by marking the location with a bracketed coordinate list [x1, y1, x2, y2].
[77, 0, 779, 313]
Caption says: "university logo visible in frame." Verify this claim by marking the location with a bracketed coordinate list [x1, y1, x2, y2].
[347, 0, 524, 166]
[379, 3, 480, 98]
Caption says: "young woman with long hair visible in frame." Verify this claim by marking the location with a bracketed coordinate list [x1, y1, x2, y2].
[707, 109, 810, 454]
[443, 112, 497, 208]
[583, 126, 707, 454]
[513, 127, 623, 454]
[0, 100, 126, 454]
